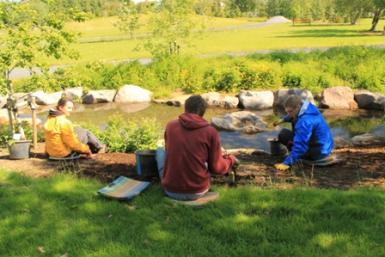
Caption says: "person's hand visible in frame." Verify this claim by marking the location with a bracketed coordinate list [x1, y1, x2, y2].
[85, 152, 95, 159]
[233, 157, 240, 168]
[274, 163, 290, 171]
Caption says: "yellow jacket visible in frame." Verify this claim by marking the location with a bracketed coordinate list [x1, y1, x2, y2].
[44, 115, 90, 157]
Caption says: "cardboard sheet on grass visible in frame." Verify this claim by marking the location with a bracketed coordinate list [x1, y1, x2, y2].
[166, 192, 220, 207]
[98, 176, 150, 200]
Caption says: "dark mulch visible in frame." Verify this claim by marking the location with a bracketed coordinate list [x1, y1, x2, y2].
[213, 147, 385, 189]
[2, 143, 385, 189]
[80, 153, 138, 182]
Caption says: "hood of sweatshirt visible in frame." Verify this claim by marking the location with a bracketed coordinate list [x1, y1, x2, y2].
[298, 101, 321, 117]
[48, 108, 64, 117]
[179, 112, 210, 130]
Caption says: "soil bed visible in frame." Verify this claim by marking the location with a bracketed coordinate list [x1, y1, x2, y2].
[1, 143, 384, 188]
[213, 147, 385, 189]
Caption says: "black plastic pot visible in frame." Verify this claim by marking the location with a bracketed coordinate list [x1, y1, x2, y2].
[135, 150, 158, 179]
[268, 138, 285, 156]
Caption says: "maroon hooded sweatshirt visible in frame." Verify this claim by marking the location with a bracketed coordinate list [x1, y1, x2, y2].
[162, 112, 236, 194]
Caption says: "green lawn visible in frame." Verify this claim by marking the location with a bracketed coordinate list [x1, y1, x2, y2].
[66, 15, 267, 41]
[1, 170, 384, 257]
[52, 17, 385, 65]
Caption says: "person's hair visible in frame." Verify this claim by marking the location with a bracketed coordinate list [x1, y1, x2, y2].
[57, 97, 73, 109]
[185, 95, 208, 116]
[284, 95, 302, 109]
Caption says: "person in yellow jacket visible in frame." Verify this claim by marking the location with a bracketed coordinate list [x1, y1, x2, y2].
[44, 97, 106, 158]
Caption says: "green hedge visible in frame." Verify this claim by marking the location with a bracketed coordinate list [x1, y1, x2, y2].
[12, 46, 385, 97]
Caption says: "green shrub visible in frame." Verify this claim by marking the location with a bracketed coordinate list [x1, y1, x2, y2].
[20, 121, 45, 143]
[11, 46, 385, 96]
[282, 72, 302, 88]
[0, 121, 44, 147]
[0, 125, 12, 147]
[239, 61, 280, 89]
[216, 69, 242, 92]
[83, 116, 161, 153]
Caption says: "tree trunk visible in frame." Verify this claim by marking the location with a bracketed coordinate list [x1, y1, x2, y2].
[350, 10, 362, 25]
[370, 9, 383, 32]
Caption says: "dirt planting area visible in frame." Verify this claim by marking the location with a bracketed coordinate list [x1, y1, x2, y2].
[1, 143, 385, 189]
[214, 147, 385, 189]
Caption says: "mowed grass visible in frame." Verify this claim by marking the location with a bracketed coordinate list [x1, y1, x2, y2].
[1, 170, 385, 257]
[66, 15, 267, 40]
[53, 17, 385, 64]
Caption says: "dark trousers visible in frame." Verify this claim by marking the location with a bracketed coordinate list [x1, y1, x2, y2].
[278, 128, 324, 161]
[74, 127, 104, 154]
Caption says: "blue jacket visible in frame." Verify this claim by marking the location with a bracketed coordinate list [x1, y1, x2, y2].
[283, 101, 334, 166]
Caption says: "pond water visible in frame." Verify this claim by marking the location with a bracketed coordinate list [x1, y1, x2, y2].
[38, 103, 385, 152]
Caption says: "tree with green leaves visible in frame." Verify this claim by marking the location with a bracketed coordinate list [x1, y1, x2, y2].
[0, 1, 80, 133]
[291, 0, 311, 21]
[115, 1, 140, 39]
[266, 0, 294, 18]
[370, 0, 385, 31]
[335, 0, 373, 25]
[229, 0, 257, 13]
[117, 0, 204, 58]
[26, 0, 125, 17]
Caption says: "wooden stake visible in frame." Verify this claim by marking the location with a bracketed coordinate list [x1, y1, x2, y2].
[31, 96, 37, 150]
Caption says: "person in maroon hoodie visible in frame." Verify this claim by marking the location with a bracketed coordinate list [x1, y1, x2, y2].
[161, 95, 237, 201]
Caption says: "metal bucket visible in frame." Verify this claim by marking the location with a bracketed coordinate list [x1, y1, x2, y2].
[135, 150, 158, 179]
[8, 140, 31, 160]
[268, 138, 285, 156]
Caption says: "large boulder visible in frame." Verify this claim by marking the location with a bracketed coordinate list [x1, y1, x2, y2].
[64, 87, 83, 101]
[320, 86, 358, 110]
[238, 90, 274, 110]
[82, 90, 117, 104]
[153, 95, 191, 107]
[354, 90, 385, 110]
[211, 111, 267, 134]
[274, 89, 314, 107]
[351, 124, 385, 146]
[114, 85, 152, 103]
[202, 92, 239, 109]
[32, 91, 63, 105]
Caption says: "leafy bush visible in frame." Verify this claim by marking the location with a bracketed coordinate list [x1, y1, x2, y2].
[11, 46, 385, 96]
[0, 121, 44, 147]
[0, 125, 12, 147]
[83, 116, 161, 152]
[20, 121, 45, 143]
[282, 72, 302, 88]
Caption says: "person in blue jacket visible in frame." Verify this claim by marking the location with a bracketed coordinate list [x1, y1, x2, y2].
[273, 95, 334, 171]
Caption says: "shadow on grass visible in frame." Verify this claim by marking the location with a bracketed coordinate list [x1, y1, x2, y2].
[0, 171, 384, 257]
[277, 29, 372, 38]
[290, 24, 356, 28]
